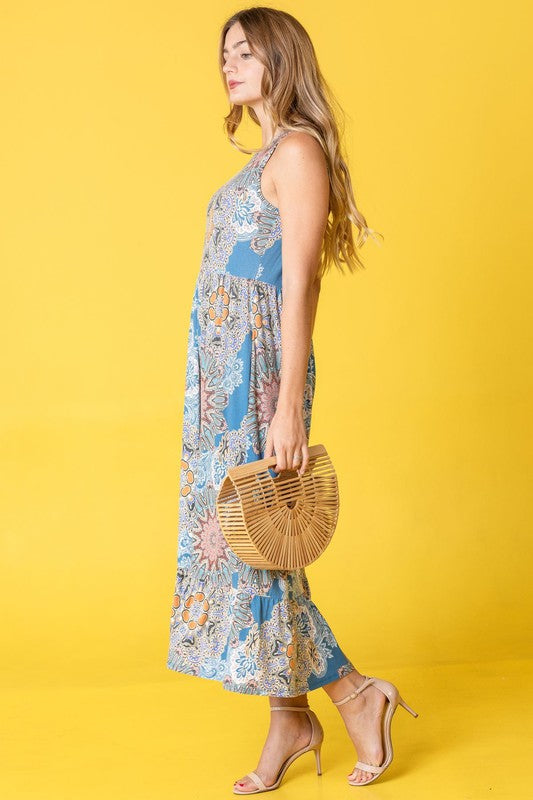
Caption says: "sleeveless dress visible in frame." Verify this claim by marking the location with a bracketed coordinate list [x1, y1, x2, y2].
[167, 129, 355, 696]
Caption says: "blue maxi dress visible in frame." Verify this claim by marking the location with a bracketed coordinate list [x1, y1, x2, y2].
[167, 129, 355, 696]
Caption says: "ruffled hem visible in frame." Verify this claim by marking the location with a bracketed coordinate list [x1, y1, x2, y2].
[166, 656, 356, 697]
[167, 563, 355, 696]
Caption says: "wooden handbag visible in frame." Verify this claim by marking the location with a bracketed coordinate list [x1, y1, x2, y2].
[215, 443, 339, 570]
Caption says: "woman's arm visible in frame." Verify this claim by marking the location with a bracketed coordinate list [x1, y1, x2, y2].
[263, 132, 329, 475]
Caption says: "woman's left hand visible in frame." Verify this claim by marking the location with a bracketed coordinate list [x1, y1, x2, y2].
[264, 404, 309, 476]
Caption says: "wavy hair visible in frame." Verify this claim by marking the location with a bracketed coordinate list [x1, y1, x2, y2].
[219, 6, 383, 279]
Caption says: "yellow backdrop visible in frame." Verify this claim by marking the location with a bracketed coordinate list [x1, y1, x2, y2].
[1, 2, 531, 798]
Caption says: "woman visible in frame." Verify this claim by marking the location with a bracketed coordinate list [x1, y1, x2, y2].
[167, 6, 418, 793]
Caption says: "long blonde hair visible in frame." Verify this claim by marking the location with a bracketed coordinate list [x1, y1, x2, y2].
[219, 6, 383, 279]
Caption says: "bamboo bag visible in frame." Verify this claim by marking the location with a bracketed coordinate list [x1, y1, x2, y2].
[215, 443, 339, 570]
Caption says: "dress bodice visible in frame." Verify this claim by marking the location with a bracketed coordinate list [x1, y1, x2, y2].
[199, 130, 291, 291]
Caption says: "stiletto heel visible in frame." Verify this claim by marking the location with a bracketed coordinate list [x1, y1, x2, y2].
[330, 674, 419, 786]
[314, 745, 322, 775]
[398, 695, 418, 717]
[233, 705, 325, 794]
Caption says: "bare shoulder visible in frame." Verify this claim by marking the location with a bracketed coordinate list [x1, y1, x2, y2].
[269, 130, 328, 193]
[274, 130, 326, 166]
[262, 130, 329, 208]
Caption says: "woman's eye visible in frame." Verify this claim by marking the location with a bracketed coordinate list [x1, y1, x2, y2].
[223, 52, 252, 64]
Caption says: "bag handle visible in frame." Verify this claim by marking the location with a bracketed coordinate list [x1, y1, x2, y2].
[226, 444, 326, 480]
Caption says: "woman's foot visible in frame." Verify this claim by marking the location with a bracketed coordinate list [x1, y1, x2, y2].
[329, 673, 387, 784]
[233, 705, 313, 792]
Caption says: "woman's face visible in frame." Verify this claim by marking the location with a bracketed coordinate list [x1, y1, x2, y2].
[222, 22, 264, 105]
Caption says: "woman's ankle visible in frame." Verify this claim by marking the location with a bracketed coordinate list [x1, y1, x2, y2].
[321, 669, 367, 703]
[268, 694, 308, 709]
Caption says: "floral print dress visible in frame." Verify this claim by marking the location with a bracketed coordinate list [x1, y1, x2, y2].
[167, 129, 355, 696]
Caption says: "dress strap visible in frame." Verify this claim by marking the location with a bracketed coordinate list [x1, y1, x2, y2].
[256, 129, 291, 169]
[238, 130, 292, 206]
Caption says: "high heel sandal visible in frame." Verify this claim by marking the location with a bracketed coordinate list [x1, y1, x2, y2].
[331, 675, 419, 786]
[233, 705, 324, 794]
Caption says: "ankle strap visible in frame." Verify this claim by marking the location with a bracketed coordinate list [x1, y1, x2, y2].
[332, 676, 374, 706]
[270, 705, 310, 711]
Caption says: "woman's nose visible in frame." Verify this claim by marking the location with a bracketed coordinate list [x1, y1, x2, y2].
[223, 57, 237, 72]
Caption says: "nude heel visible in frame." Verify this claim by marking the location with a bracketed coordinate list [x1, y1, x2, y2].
[314, 744, 322, 775]
[331, 674, 419, 786]
[233, 705, 325, 794]
[398, 695, 419, 717]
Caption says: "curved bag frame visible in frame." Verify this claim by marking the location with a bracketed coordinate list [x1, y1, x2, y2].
[215, 443, 340, 570]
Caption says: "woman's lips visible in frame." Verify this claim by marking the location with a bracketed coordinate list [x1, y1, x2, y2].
[229, 82, 242, 89]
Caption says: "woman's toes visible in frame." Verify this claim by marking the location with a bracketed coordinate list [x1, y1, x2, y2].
[349, 767, 372, 783]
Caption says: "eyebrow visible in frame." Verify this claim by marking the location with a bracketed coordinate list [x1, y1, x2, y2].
[222, 39, 248, 54]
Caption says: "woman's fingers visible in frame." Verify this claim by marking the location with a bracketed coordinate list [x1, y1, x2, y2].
[298, 444, 310, 476]
[264, 411, 309, 473]
[272, 442, 309, 473]
[271, 442, 288, 472]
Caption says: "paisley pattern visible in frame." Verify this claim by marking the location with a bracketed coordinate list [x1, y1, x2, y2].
[167, 130, 355, 695]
